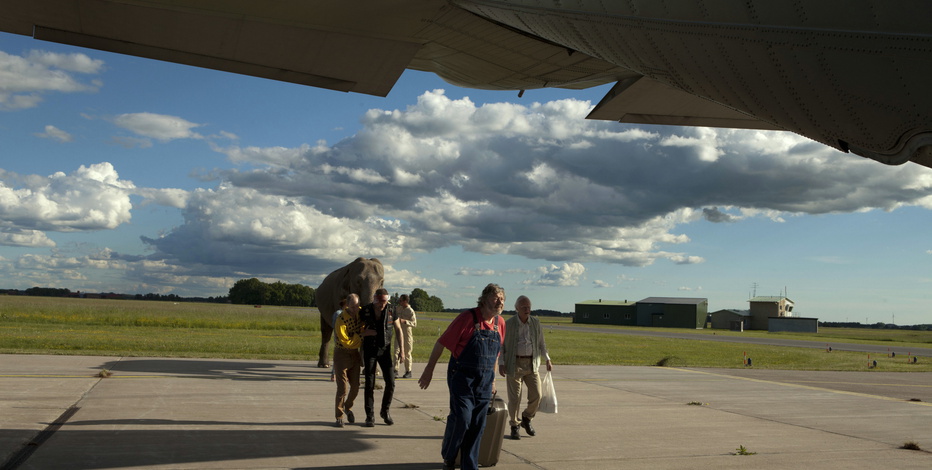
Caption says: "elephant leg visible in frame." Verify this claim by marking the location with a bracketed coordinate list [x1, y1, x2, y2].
[318, 326, 333, 368]
[318, 342, 331, 367]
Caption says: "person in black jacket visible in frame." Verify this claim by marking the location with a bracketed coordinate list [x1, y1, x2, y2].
[359, 288, 404, 426]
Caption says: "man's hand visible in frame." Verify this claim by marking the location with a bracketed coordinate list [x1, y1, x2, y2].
[498, 364, 506, 377]
[546, 359, 553, 371]
[418, 367, 433, 389]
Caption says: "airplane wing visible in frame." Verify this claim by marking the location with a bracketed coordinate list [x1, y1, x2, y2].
[3, 1, 931, 167]
[0, 0, 774, 138]
[0, 0, 630, 96]
[1, 0, 430, 97]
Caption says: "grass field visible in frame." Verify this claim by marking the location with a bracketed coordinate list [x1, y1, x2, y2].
[2, 295, 930, 371]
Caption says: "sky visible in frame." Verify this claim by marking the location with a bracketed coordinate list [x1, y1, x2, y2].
[1, 32, 931, 325]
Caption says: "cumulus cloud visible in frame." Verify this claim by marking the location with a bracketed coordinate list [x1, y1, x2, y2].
[108, 90, 932, 286]
[138, 184, 420, 276]
[112, 112, 204, 144]
[26, 50, 105, 74]
[0, 49, 102, 110]
[135, 187, 189, 208]
[2, 246, 235, 296]
[34, 125, 73, 143]
[593, 279, 612, 288]
[702, 207, 739, 223]
[669, 255, 704, 265]
[0, 163, 134, 232]
[384, 266, 448, 290]
[0, 228, 56, 247]
[527, 263, 586, 286]
[457, 268, 498, 276]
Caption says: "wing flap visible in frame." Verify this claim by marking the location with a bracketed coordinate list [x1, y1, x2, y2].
[587, 76, 781, 130]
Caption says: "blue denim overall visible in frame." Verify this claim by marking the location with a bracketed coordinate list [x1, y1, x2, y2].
[442, 308, 501, 470]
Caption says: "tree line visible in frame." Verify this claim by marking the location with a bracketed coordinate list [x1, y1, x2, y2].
[227, 279, 447, 313]
[392, 288, 444, 313]
[228, 278, 316, 307]
[3, 282, 449, 313]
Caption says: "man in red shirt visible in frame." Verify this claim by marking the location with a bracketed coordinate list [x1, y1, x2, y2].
[418, 283, 506, 470]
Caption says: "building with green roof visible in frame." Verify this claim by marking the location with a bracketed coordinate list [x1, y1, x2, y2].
[574, 297, 708, 328]
[573, 299, 637, 326]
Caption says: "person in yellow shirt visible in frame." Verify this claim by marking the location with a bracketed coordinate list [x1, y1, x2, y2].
[333, 293, 363, 427]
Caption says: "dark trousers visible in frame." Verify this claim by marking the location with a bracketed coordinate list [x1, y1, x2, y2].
[363, 346, 395, 419]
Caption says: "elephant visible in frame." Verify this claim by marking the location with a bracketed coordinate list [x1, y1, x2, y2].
[316, 257, 384, 367]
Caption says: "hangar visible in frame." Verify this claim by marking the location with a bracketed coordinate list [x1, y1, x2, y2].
[575, 297, 707, 329]
[710, 309, 751, 330]
[573, 300, 637, 326]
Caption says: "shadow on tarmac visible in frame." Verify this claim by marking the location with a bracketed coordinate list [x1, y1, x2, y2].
[100, 358, 330, 381]
[2, 424, 440, 470]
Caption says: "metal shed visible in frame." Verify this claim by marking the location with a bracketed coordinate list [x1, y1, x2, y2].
[573, 300, 637, 325]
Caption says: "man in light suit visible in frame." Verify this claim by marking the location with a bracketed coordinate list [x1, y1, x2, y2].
[499, 295, 552, 440]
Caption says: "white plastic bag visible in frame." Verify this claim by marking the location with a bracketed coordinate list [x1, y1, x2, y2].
[539, 371, 558, 413]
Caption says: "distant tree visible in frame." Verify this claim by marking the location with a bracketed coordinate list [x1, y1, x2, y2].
[268, 281, 287, 306]
[229, 278, 270, 305]
[25, 287, 71, 297]
[228, 278, 314, 306]
[409, 288, 429, 311]
[408, 288, 444, 313]
[284, 283, 314, 307]
[427, 295, 444, 312]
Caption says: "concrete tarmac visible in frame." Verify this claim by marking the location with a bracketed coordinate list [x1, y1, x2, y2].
[2, 355, 932, 469]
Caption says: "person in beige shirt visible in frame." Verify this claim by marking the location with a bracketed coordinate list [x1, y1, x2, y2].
[498, 295, 552, 440]
[393, 294, 417, 378]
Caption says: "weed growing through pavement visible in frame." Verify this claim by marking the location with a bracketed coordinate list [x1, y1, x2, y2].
[901, 441, 922, 451]
[732, 445, 756, 455]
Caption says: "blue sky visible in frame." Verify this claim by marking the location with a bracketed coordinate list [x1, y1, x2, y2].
[1, 32, 931, 325]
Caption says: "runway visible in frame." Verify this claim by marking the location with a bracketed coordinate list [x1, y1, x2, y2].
[2, 355, 931, 469]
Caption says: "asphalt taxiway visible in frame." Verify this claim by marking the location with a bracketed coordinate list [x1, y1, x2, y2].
[2, 355, 931, 469]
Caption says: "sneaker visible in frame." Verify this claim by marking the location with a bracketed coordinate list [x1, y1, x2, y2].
[345, 409, 355, 424]
[402, 371, 412, 378]
[335, 418, 344, 428]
